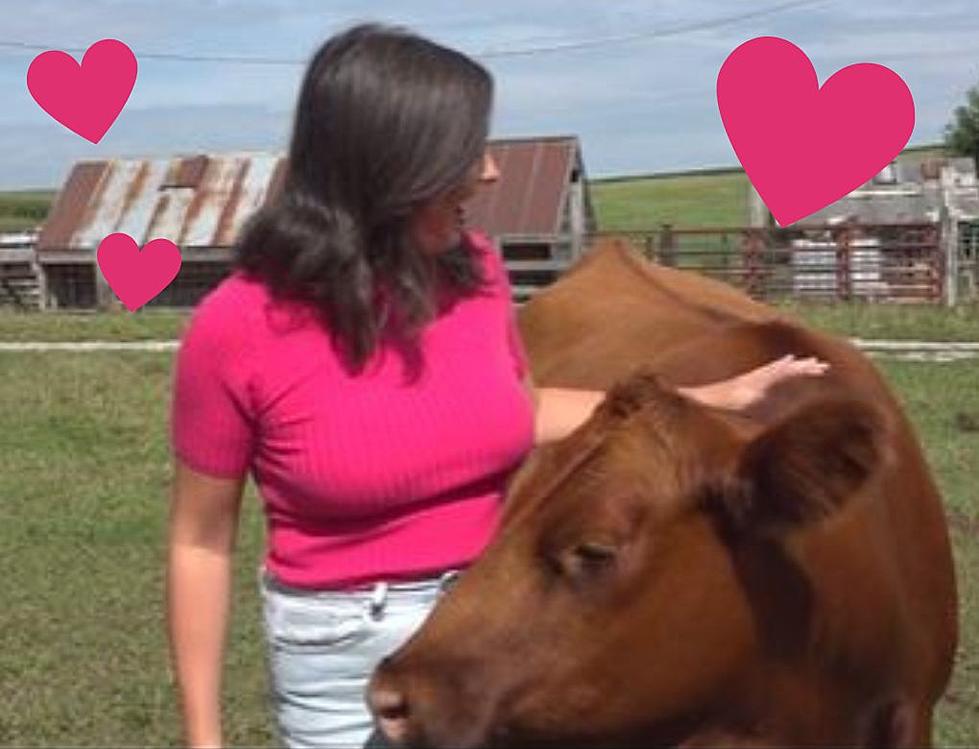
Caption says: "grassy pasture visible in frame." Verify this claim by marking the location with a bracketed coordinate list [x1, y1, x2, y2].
[1, 146, 975, 745]
[3, 296, 977, 345]
[0, 307, 977, 747]
[0, 190, 54, 233]
[590, 171, 751, 229]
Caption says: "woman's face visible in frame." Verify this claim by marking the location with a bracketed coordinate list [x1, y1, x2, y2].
[411, 151, 500, 256]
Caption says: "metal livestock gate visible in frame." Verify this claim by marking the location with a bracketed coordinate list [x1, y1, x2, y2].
[569, 222, 947, 305]
[0, 222, 960, 311]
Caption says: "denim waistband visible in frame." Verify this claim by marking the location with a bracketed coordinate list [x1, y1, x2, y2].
[260, 567, 463, 615]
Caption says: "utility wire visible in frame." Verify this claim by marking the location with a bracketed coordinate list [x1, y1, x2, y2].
[0, 0, 831, 66]
[477, 0, 833, 58]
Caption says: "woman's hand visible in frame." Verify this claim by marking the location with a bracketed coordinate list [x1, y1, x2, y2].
[533, 355, 830, 444]
[681, 354, 830, 411]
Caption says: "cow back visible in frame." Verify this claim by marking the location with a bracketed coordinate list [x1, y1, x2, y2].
[517, 239, 958, 725]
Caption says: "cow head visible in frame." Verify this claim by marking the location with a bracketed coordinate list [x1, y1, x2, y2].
[368, 367, 887, 748]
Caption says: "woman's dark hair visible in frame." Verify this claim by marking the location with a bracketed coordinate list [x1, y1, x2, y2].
[233, 23, 495, 379]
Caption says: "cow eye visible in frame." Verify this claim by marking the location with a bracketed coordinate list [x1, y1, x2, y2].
[574, 541, 618, 565]
[560, 541, 619, 579]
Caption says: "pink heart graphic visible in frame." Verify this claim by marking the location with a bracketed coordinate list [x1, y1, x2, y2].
[27, 38, 137, 144]
[717, 36, 915, 227]
[97, 234, 182, 312]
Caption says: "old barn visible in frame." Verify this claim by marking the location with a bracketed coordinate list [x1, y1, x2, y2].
[33, 135, 594, 310]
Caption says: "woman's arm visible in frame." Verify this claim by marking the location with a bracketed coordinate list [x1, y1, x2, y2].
[527, 355, 829, 445]
[167, 459, 246, 749]
[528, 382, 603, 446]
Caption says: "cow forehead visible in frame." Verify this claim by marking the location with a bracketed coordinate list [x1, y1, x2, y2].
[506, 421, 716, 535]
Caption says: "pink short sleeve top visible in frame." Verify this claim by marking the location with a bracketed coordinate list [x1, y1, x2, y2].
[170, 231, 535, 589]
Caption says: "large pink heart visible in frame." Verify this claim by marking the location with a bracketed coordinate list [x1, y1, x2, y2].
[97, 234, 182, 312]
[717, 36, 914, 227]
[27, 38, 137, 144]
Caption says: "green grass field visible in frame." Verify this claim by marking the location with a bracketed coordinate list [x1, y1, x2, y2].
[0, 145, 950, 234]
[3, 297, 977, 345]
[0, 190, 54, 233]
[587, 143, 950, 230]
[590, 170, 751, 229]
[1, 144, 976, 745]
[1, 175, 758, 235]
[0, 309, 977, 747]
[7, 176, 751, 233]
[0, 347, 273, 746]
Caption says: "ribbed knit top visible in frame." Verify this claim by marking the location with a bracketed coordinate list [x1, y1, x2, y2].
[169, 231, 536, 589]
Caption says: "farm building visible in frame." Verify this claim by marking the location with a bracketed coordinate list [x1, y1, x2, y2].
[798, 156, 979, 226]
[748, 155, 979, 302]
[0, 230, 41, 310]
[29, 135, 594, 310]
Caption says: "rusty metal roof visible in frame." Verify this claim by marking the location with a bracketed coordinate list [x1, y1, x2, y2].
[37, 152, 283, 252]
[37, 136, 588, 254]
[466, 136, 588, 237]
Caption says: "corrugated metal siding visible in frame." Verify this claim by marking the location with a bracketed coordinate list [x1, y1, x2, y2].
[181, 155, 243, 246]
[225, 153, 280, 242]
[146, 188, 195, 242]
[172, 155, 209, 189]
[36, 161, 110, 250]
[114, 159, 171, 244]
[37, 152, 285, 253]
[74, 159, 147, 248]
[36, 137, 585, 254]
[263, 157, 288, 209]
[464, 138, 577, 237]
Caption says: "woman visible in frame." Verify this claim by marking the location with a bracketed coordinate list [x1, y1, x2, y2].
[166, 23, 826, 749]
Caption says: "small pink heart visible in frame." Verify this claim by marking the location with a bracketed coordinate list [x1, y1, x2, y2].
[717, 36, 915, 227]
[97, 234, 182, 312]
[27, 38, 137, 144]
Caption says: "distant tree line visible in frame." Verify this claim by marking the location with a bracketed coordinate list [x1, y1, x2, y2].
[945, 81, 979, 170]
[0, 195, 50, 221]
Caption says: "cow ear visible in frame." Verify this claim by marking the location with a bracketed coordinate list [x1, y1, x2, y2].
[716, 399, 887, 535]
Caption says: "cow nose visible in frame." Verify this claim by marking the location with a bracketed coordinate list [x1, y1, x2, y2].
[369, 682, 410, 744]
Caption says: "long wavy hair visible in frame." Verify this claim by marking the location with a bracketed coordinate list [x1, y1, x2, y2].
[233, 23, 496, 379]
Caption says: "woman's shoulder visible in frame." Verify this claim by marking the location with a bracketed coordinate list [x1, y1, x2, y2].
[180, 269, 270, 351]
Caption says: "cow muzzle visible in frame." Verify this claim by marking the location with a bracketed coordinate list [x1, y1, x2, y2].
[367, 675, 411, 746]
[368, 656, 499, 748]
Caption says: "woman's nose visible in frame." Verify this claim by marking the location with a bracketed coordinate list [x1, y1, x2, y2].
[480, 151, 500, 183]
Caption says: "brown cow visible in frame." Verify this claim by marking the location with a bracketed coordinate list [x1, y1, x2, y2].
[367, 239, 958, 748]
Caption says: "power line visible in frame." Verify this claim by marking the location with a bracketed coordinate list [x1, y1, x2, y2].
[0, 40, 299, 66]
[0, 0, 831, 66]
[477, 0, 834, 58]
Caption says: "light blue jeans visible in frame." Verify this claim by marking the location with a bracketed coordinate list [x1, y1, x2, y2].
[259, 567, 461, 748]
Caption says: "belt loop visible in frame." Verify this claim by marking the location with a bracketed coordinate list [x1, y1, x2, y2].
[368, 582, 389, 620]
[439, 569, 460, 595]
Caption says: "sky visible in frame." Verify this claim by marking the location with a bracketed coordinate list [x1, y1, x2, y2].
[1, 0, 978, 189]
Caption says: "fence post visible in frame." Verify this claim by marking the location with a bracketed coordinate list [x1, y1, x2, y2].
[836, 223, 852, 302]
[643, 233, 656, 262]
[659, 223, 675, 267]
[31, 250, 48, 312]
[940, 204, 958, 307]
[966, 221, 979, 301]
[93, 256, 125, 312]
[741, 228, 763, 298]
